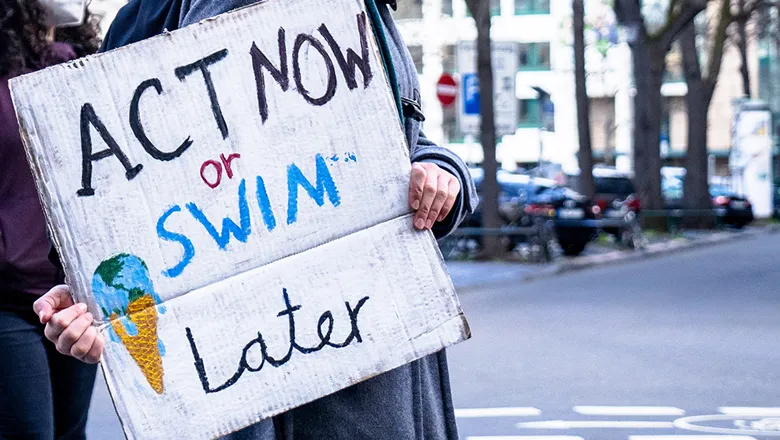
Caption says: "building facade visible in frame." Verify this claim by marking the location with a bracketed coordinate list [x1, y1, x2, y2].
[392, 0, 759, 176]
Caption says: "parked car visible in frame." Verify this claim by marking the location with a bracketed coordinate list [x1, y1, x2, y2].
[465, 169, 599, 256]
[568, 167, 639, 242]
[774, 185, 780, 219]
[710, 183, 754, 228]
[661, 175, 754, 228]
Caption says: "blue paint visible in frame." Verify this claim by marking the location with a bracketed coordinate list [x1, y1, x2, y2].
[286, 154, 341, 225]
[330, 154, 339, 162]
[157, 205, 196, 278]
[255, 175, 277, 232]
[345, 152, 357, 162]
[157, 338, 166, 356]
[187, 179, 252, 250]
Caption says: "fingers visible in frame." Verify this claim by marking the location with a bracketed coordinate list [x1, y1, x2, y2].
[44, 303, 87, 343]
[33, 285, 74, 324]
[426, 174, 451, 228]
[55, 312, 93, 356]
[72, 327, 105, 364]
[415, 170, 439, 230]
[409, 163, 462, 230]
[438, 178, 461, 222]
[408, 163, 426, 211]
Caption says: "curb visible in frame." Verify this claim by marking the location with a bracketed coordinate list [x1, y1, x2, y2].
[521, 225, 780, 284]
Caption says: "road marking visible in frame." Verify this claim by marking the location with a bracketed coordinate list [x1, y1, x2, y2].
[573, 406, 686, 416]
[629, 436, 758, 440]
[719, 407, 780, 416]
[468, 437, 584, 440]
[516, 420, 675, 429]
[674, 414, 780, 436]
[456, 407, 542, 418]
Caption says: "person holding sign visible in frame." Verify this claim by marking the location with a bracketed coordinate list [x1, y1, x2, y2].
[0, 1, 102, 438]
[35, 0, 477, 438]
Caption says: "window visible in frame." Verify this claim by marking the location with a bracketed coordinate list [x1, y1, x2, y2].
[466, 0, 501, 17]
[518, 99, 540, 127]
[407, 45, 424, 74]
[518, 42, 551, 70]
[441, 45, 456, 74]
[491, 0, 501, 16]
[515, 0, 550, 14]
[393, 0, 422, 19]
[442, 0, 453, 16]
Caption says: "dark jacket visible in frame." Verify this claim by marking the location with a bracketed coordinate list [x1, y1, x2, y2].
[0, 43, 75, 308]
[102, 1, 476, 439]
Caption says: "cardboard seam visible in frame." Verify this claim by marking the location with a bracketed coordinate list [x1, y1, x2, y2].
[93, 212, 420, 326]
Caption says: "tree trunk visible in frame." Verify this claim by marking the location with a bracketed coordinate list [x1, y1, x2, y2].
[631, 37, 666, 226]
[680, 22, 714, 227]
[736, 14, 752, 98]
[465, 0, 503, 258]
[573, 0, 595, 198]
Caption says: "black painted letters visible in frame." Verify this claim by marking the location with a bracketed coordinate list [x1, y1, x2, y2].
[250, 28, 290, 123]
[130, 78, 193, 161]
[186, 288, 370, 394]
[175, 49, 230, 139]
[77, 104, 143, 197]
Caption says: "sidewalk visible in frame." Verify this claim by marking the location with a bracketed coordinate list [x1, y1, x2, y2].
[446, 225, 779, 291]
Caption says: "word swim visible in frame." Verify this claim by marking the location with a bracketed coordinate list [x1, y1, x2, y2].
[185, 288, 370, 394]
[76, 12, 373, 197]
[156, 153, 344, 278]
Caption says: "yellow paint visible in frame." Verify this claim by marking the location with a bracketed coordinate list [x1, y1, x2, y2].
[111, 294, 164, 394]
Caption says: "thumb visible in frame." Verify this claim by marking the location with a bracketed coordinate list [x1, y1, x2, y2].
[33, 285, 74, 324]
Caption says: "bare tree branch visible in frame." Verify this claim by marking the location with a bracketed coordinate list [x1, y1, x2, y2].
[660, 0, 709, 50]
[703, 0, 733, 100]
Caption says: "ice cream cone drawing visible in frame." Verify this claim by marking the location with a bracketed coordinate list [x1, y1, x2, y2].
[92, 254, 167, 395]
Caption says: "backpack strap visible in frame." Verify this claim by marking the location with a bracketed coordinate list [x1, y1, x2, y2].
[364, 0, 405, 125]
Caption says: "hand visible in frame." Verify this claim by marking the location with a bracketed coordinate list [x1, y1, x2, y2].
[34, 285, 104, 364]
[409, 162, 460, 230]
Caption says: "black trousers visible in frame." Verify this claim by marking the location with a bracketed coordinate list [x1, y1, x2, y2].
[0, 297, 97, 440]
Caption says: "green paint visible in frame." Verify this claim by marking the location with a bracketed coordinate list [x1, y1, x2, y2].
[95, 253, 131, 290]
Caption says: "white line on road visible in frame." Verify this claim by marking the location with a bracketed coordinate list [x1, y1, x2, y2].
[573, 406, 686, 416]
[719, 407, 780, 416]
[629, 436, 758, 440]
[455, 407, 543, 418]
[468, 437, 585, 440]
[516, 420, 675, 429]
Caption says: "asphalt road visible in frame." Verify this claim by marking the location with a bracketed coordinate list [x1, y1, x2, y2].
[448, 231, 780, 440]
[86, 232, 780, 439]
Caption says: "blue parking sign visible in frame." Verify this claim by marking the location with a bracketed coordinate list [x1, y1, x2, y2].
[463, 73, 480, 115]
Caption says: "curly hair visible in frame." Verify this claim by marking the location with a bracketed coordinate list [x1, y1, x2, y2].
[0, 0, 101, 77]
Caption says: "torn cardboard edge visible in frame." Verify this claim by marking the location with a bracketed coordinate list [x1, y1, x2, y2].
[10, 0, 405, 315]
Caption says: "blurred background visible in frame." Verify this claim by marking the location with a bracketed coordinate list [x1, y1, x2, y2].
[84, 0, 780, 439]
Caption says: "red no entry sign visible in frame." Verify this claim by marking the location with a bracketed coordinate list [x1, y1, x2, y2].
[437, 73, 458, 107]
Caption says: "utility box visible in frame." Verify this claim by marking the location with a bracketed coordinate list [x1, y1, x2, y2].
[730, 100, 774, 218]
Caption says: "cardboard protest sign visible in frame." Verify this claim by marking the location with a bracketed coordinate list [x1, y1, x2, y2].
[10, 0, 470, 438]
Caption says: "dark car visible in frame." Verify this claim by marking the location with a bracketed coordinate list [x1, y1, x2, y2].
[567, 168, 639, 242]
[662, 177, 754, 228]
[528, 185, 601, 256]
[710, 183, 754, 228]
[465, 169, 599, 256]
[774, 185, 780, 219]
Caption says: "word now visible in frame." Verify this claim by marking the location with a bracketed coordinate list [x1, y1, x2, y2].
[76, 12, 372, 197]
[185, 288, 370, 394]
[156, 154, 343, 278]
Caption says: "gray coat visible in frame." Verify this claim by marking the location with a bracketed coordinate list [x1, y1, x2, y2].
[176, 1, 477, 438]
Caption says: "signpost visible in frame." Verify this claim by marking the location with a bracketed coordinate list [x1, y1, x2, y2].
[10, 1, 469, 438]
[456, 41, 518, 136]
[436, 73, 458, 107]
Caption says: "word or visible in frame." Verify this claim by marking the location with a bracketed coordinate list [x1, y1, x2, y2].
[185, 288, 370, 394]
[156, 154, 342, 278]
[200, 153, 241, 189]
[75, 13, 372, 197]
